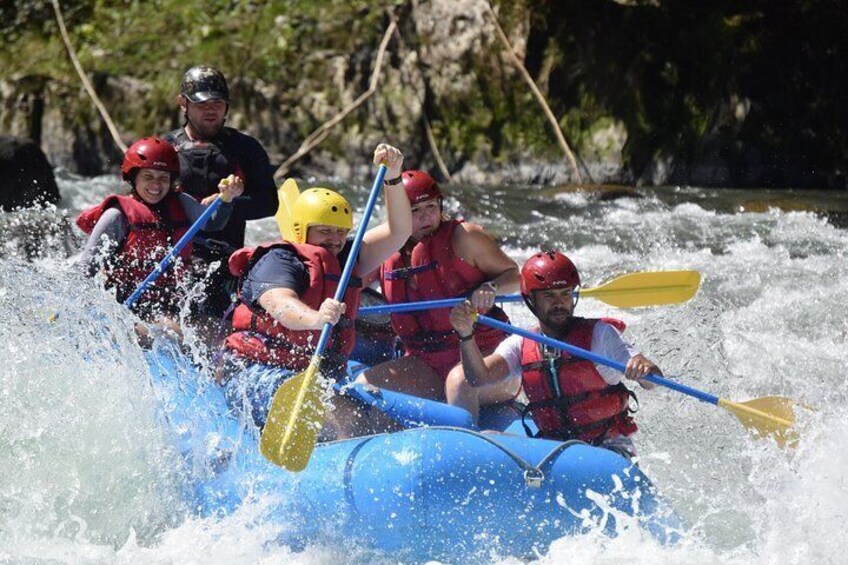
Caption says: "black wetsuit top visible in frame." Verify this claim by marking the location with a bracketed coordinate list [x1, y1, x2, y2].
[164, 126, 277, 250]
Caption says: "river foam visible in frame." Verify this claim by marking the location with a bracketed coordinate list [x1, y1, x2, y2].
[1, 176, 845, 563]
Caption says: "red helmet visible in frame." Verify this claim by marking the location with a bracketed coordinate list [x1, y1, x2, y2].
[520, 250, 581, 298]
[121, 137, 180, 181]
[402, 170, 442, 204]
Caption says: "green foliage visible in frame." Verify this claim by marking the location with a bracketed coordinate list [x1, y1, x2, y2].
[1, 0, 847, 186]
[0, 0, 389, 134]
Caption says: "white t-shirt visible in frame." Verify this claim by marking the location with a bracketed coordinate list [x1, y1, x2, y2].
[493, 321, 639, 385]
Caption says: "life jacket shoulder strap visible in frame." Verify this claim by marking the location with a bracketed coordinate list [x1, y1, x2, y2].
[383, 260, 439, 281]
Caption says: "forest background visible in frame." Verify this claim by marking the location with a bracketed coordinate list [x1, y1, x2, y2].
[1, 0, 846, 189]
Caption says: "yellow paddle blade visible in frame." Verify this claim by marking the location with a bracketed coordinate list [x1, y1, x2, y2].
[274, 178, 300, 240]
[259, 358, 326, 471]
[580, 270, 701, 308]
[718, 396, 799, 448]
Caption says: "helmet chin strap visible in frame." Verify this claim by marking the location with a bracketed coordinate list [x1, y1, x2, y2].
[523, 295, 537, 316]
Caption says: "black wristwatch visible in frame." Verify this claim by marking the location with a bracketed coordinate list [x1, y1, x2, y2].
[384, 175, 403, 186]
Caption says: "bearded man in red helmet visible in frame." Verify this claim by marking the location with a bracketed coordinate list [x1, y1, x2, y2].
[448, 250, 659, 458]
[77, 136, 243, 339]
[355, 170, 520, 412]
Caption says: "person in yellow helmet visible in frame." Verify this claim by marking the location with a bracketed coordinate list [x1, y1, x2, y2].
[218, 144, 411, 435]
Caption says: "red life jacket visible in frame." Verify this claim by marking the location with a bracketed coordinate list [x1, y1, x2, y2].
[223, 241, 362, 369]
[519, 317, 637, 444]
[76, 193, 191, 308]
[380, 219, 509, 356]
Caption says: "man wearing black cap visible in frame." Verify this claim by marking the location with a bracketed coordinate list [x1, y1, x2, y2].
[164, 65, 278, 319]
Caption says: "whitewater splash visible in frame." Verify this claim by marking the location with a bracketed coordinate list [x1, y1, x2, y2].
[1, 174, 847, 563]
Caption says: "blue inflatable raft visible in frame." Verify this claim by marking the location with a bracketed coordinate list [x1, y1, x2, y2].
[146, 343, 682, 562]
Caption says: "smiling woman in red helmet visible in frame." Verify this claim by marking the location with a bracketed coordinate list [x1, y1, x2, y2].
[355, 169, 520, 412]
[77, 136, 242, 338]
[448, 250, 659, 458]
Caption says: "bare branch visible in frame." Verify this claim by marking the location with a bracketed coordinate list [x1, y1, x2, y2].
[50, 0, 127, 153]
[274, 19, 398, 181]
[423, 114, 451, 182]
[483, 1, 582, 183]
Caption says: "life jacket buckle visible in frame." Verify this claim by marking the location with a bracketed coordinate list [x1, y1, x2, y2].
[523, 468, 545, 488]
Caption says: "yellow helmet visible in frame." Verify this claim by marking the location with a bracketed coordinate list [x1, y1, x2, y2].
[290, 188, 353, 243]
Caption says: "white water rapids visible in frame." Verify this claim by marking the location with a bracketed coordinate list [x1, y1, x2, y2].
[1, 172, 846, 564]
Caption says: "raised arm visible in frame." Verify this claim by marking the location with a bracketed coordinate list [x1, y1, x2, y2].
[358, 144, 412, 276]
[178, 191, 232, 232]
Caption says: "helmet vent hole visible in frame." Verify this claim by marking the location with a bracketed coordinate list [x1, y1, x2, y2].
[331, 206, 338, 212]
[533, 274, 544, 282]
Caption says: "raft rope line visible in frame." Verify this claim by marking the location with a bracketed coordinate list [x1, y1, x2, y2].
[343, 435, 378, 512]
[341, 426, 585, 495]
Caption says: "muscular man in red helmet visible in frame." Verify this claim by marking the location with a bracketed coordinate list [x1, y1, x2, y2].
[355, 170, 520, 413]
[449, 250, 659, 458]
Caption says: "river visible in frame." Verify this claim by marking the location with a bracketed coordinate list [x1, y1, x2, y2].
[1, 171, 846, 563]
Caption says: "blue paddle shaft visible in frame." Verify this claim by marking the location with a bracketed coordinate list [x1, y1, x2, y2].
[314, 165, 388, 356]
[358, 289, 588, 316]
[477, 315, 720, 406]
[123, 196, 223, 309]
[359, 294, 524, 315]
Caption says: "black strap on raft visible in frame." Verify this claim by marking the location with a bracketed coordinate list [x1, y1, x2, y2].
[360, 426, 589, 489]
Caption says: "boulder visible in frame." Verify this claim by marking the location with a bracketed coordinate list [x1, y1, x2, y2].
[0, 135, 60, 211]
